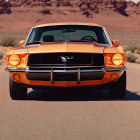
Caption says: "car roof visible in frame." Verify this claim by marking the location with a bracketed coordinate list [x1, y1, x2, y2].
[34, 22, 102, 28]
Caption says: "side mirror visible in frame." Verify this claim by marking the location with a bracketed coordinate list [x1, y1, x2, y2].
[112, 40, 121, 47]
[19, 40, 25, 47]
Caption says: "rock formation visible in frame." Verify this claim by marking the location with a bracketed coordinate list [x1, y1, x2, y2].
[79, 0, 128, 17]
[0, 0, 139, 17]
[0, 0, 11, 14]
[126, 1, 140, 15]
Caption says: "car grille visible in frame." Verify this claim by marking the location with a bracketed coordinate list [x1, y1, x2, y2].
[28, 53, 104, 67]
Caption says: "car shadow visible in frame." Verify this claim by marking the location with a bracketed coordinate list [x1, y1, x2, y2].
[26, 88, 140, 101]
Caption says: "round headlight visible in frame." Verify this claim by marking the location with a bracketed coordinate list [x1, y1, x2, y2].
[112, 54, 123, 66]
[9, 55, 21, 66]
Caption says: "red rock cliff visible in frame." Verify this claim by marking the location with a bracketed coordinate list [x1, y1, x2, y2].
[0, 0, 139, 16]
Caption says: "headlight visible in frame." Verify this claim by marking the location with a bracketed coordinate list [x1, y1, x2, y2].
[9, 55, 21, 66]
[112, 54, 123, 66]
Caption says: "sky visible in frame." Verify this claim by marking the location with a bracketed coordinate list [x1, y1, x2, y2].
[126, 0, 140, 3]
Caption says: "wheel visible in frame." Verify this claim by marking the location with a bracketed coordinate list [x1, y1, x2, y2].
[108, 71, 126, 99]
[9, 76, 27, 100]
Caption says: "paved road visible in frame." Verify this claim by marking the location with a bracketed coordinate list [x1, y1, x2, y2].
[0, 62, 140, 140]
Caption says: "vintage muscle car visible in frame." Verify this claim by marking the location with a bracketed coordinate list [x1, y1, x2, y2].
[5, 22, 126, 100]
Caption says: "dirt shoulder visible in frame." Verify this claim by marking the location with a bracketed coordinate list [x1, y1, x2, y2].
[0, 46, 8, 72]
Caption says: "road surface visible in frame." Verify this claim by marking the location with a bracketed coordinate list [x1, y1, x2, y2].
[0, 62, 140, 140]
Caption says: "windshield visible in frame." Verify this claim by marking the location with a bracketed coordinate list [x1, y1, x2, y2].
[26, 25, 109, 45]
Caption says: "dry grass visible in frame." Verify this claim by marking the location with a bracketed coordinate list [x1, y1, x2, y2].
[108, 31, 140, 47]
[126, 53, 138, 63]
[0, 36, 16, 47]
[125, 45, 140, 53]
[0, 46, 9, 67]
[0, 31, 28, 43]
[0, 51, 3, 60]
[135, 58, 140, 64]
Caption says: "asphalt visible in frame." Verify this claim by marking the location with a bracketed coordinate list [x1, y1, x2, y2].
[0, 62, 140, 140]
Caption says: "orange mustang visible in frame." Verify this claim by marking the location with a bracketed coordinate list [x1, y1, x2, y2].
[5, 22, 126, 100]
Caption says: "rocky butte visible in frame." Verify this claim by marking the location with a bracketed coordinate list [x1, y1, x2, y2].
[0, 0, 139, 16]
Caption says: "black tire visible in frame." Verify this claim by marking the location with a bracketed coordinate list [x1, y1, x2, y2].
[108, 71, 126, 99]
[9, 76, 27, 100]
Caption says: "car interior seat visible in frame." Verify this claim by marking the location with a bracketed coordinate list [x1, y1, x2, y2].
[43, 35, 54, 42]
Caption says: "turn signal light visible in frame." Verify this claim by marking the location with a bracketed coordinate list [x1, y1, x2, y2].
[110, 73, 118, 81]
[13, 74, 20, 82]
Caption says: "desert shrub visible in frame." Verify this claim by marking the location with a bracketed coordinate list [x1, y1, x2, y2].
[135, 57, 140, 64]
[138, 47, 140, 51]
[0, 52, 3, 60]
[125, 45, 139, 53]
[126, 53, 138, 63]
[41, 10, 52, 15]
[0, 36, 16, 47]
[135, 47, 140, 54]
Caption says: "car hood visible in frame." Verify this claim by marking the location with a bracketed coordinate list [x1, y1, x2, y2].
[26, 42, 106, 54]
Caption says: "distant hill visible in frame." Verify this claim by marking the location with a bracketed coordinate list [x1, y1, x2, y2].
[0, 0, 140, 32]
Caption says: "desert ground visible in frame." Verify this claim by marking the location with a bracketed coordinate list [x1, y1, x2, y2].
[0, 62, 140, 140]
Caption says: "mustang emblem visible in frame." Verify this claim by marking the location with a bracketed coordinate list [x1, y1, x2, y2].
[58, 56, 74, 63]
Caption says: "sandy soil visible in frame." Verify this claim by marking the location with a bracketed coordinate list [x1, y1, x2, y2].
[0, 46, 8, 72]
[0, 6, 140, 32]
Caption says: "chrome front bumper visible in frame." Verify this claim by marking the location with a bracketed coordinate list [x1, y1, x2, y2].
[5, 66, 127, 73]
[5, 66, 127, 84]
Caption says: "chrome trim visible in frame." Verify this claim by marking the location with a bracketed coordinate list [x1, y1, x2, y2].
[103, 27, 112, 46]
[5, 66, 127, 73]
[6, 66, 126, 84]
[77, 69, 81, 84]
[105, 67, 127, 72]
[34, 24, 103, 28]
[29, 66, 104, 69]
[51, 69, 53, 84]
[25, 25, 111, 47]
[5, 68, 27, 72]
[24, 27, 34, 47]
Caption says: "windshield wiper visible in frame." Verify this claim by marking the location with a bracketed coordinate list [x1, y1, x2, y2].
[26, 41, 42, 45]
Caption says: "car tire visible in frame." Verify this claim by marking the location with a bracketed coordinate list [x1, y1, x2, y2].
[108, 71, 126, 99]
[9, 76, 27, 100]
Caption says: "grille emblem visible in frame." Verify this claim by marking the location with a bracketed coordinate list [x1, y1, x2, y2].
[58, 56, 74, 63]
